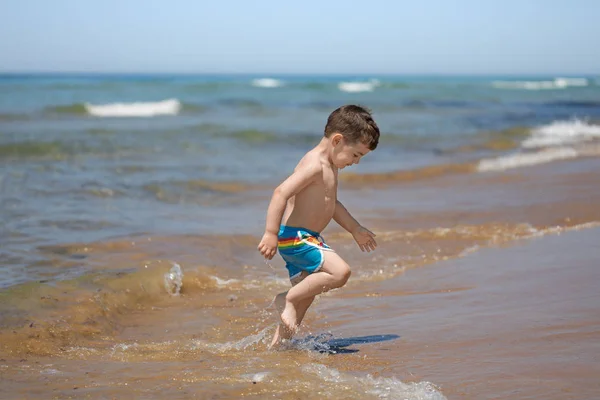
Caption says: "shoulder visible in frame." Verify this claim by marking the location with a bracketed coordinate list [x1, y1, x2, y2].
[296, 152, 324, 177]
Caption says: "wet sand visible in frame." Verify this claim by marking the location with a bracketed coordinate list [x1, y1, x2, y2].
[320, 227, 600, 399]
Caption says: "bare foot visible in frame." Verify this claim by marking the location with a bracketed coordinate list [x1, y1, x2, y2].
[280, 299, 298, 336]
[269, 292, 297, 349]
[268, 293, 287, 350]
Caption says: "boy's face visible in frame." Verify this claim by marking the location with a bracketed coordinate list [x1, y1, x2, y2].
[331, 135, 371, 169]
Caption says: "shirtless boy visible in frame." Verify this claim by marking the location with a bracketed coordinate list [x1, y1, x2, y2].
[257, 104, 380, 348]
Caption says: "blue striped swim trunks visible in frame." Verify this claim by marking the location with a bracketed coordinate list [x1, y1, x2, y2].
[278, 225, 334, 281]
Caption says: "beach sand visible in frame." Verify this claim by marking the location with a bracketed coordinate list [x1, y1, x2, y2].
[319, 226, 600, 399]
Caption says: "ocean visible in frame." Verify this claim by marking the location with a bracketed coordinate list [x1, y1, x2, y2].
[1, 73, 599, 399]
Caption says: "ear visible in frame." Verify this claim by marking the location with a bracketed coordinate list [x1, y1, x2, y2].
[331, 133, 344, 146]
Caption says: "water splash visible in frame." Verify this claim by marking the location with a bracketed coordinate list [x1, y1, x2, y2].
[303, 363, 447, 400]
[164, 262, 183, 296]
[190, 325, 273, 352]
[288, 332, 337, 353]
[241, 371, 271, 383]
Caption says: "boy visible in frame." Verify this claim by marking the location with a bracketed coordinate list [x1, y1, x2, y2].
[257, 104, 380, 349]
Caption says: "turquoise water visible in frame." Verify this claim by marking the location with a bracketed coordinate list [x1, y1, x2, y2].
[1, 73, 599, 287]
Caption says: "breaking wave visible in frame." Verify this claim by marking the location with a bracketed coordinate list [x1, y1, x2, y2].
[522, 119, 600, 148]
[492, 77, 589, 90]
[338, 79, 381, 93]
[85, 98, 181, 117]
[477, 120, 600, 172]
[45, 99, 182, 117]
[251, 78, 284, 88]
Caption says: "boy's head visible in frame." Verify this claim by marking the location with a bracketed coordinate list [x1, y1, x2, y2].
[325, 105, 380, 169]
[324, 104, 380, 150]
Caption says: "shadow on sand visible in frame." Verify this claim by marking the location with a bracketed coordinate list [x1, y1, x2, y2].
[293, 333, 400, 354]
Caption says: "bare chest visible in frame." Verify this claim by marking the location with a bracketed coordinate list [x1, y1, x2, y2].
[322, 166, 338, 202]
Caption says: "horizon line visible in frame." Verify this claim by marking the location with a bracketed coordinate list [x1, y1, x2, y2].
[0, 70, 598, 77]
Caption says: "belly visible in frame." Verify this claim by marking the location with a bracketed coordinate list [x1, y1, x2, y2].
[283, 192, 336, 233]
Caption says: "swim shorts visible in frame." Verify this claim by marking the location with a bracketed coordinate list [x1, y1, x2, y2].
[278, 225, 334, 281]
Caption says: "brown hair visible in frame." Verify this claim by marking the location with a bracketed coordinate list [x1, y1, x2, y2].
[324, 104, 380, 150]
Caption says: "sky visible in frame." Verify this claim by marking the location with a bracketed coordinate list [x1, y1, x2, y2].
[1, 0, 599, 75]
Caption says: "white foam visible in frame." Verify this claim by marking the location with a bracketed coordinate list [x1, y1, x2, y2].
[492, 77, 588, 90]
[111, 342, 139, 355]
[251, 78, 283, 88]
[458, 245, 480, 258]
[477, 120, 600, 172]
[338, 79, 380, 93]
[190, 325, 272, 352]
[211, 275, 240, 287]
[555, 77, 589, 87]
[241, 371, 270, 383]
[40, 368, 62, 375]
[522, 120, 600, 148]
[477, 147, 579, 172]
[85, 98, 181, 117]
[303, 363, 447, 400]
[526, 222, 599, 238]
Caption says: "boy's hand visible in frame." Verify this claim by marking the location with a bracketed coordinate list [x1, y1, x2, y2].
[351, 226, 377, 252]
[258, 232, 278, 260]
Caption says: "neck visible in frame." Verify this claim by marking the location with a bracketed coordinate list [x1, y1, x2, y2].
[316, 137, 335, 166]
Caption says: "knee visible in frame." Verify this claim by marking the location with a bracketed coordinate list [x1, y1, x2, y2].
[333, 265, 351, 287]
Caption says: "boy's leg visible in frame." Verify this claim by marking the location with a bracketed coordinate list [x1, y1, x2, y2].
[280, 251, 350, 332]
[269, 273, 315, 349]
[295, 295, 315, 325]
[285, 272, 317, 325]
[270, 294, 315, 349]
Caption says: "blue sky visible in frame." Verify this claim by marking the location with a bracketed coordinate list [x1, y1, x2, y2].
[1, 0, 599, 74]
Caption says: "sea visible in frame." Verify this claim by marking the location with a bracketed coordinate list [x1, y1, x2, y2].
[1, 73, 599, 399]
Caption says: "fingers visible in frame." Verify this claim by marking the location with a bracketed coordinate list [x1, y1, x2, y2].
[258, 242, 276, 259]
[358, 238, 377, 252]
[370, 238, 377, 249]
[262, 250, 273, 259]
[360, 228, 377, 252]
[258, 243, 266, 257]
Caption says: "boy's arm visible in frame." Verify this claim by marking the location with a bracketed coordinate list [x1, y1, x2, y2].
[258, 161, 322, 259]
[334, 200, 377, 252]
[333, 200, 360, 234]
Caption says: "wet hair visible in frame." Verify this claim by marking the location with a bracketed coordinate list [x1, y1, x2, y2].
[324, 104, 380, 150]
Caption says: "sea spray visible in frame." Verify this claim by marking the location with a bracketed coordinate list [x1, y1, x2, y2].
[164, 262, 183, 296]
